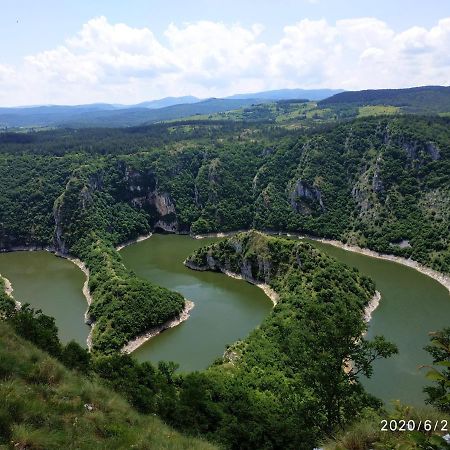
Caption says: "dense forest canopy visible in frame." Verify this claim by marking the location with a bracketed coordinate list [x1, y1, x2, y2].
[1, 115, 448, 272]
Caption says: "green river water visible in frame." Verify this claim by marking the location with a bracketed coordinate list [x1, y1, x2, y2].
[0, 234, 448, 405]
[0, 251, 90, 347]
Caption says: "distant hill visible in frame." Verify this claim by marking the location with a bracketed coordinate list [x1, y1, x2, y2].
[135, 95, 200, 109]
[0, 88, 346, 128]
[7, 86, 450, 128]
[0, 98, 263, 128]
[320, 86, 450, 113]
[227, 88, 344, 101]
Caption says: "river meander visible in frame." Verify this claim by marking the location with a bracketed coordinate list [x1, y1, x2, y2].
[0, 251, 89, 347]
[0, 235, 448, 405]
[304, 238, 450, 405]
[119, 234, 272, 372]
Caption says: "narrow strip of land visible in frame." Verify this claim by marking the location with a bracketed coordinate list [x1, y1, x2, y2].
[122, 300, 195, 354]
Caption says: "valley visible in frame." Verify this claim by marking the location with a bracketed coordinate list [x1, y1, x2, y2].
[0, 87, 449, 449]
[2, 233, 448, 407]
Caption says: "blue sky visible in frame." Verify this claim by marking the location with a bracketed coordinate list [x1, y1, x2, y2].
[0, 0, 449, 105]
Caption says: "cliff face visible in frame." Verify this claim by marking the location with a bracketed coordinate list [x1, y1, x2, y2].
[187, 246, 274, 285]
[289, 179, 325, 213]
[0, 115, 448, 275]
[186, 230, 351, 299]
[121, 166, 179, 232]
[52, 171, 100, 254]
[51, 164, 181, 255]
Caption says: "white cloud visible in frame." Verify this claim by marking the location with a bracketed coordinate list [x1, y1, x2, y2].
[1, 16, 450, 105]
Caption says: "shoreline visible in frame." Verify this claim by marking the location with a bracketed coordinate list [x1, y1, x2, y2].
[184, 260, 279, 306]
[116, 232, 153, 251]
[191, 230, 450, 295]
[309, 237, 450, 295]
[220, 269, 279, 306]
[344, 290, 382, 375]
[192, 230, 246, 240]
[122, 300, 195, 354]
[0, 273, 21, 310]
[0, 245, 95, 350]
[54, 253, 92, 306]
[364, 290, 381, 324]
[0, 232, 173, 353]
[55, 253, 95, 351]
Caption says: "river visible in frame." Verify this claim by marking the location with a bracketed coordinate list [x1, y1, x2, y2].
[119, 234, 272, 371]
[304, 238, 450, 405]
[0, 235, 448, 405]
[0, 250, 89, 347]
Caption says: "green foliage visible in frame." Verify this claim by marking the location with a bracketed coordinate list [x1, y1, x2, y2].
[423, 328, 450, 412]
[324, 403, 450, 450]
[0, 321, 216, 450]
[7, 304, 62, 358]
[61, 341, 91, 374]
[183, 231, 397, 448]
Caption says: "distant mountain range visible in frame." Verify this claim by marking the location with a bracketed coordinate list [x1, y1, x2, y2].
[134, 96, 200, 109]
[0, 89, 342, 128]
[1, 86, 449, 129]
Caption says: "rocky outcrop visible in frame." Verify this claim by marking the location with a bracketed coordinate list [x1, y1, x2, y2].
[396, 136, 440, 163]
[53, 197, 67, 254]
[52, 169, 103, 254]
[151, 192, 178, 232]
[121, 165, 179, 232]
[289, 179, 325, 212]
[425, 142, 441, 161]
[185, 233, 276, 287]
[371, 157, 384, 193]
[351, 155, 384, 219]
[185, 258, 278, 305]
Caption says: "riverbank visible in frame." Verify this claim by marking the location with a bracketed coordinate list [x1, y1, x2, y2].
[0, 273, 21, 310]
[364, 291, 381, 324]
[116, 232, 153, 251]
[54, 253, 92, 306]
[57, 254, 94, 351]
[308, 238, 450, 295]
[343, 290, 382, 375]
[221, 269, 279, 306]
[190, 230, 450, 295]
[184, 260, 279, 306]
[192, 231, 245, 240]
[0, 245, 95, 349]
[122, 300, 195, 354]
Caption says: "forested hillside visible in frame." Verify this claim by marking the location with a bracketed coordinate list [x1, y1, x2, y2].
[0, 320, 216, 450]
[0, 114, 449, 353]
[3, 115, 448, 270]
[320, 86, 450, 114]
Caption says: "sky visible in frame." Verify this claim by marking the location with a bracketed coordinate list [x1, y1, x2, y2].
[0, 0, 449, 106]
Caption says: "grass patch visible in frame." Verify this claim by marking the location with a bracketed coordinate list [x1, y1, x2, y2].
[0, 321, 216, 450]
[357, 105, 400, 117]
